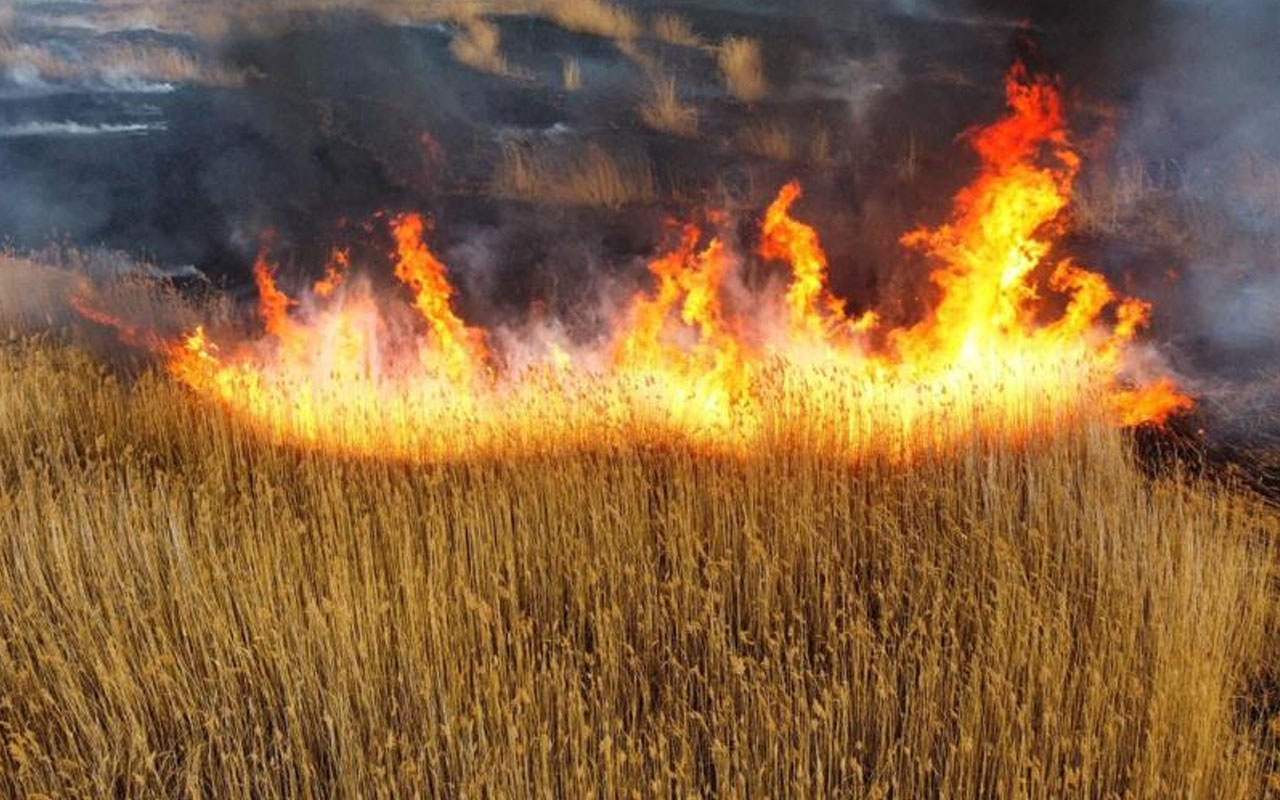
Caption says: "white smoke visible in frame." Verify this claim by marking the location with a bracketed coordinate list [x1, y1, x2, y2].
[0, 120, 167, 137]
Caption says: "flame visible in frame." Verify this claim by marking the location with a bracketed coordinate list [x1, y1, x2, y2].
[69, 279, 161, 349]
[252, 251, 294, 337]
[389, 213, 489, 387]
[1112, 378, 1195, 427]
[759, 181, 863, 345]
[155, 62, 1189, 462]
[612, 224, 751, 432]
[311, 248, 350, 298]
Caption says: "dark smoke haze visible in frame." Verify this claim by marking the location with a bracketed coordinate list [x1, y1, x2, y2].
[1, 0, 1277, 438]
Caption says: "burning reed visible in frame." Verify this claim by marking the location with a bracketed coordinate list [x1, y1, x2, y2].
[145, 64, 1189, 466]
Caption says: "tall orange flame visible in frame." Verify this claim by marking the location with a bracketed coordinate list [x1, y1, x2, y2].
[252, 251, 294, 337]
[156, 62, 1190, 461]
[613, 225, 750, 430]
[390, 213, 489, 387]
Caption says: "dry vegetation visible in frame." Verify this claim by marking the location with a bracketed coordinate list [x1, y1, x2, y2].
[650, 11, 700, 47]
[1073, 151, 1280, 244]
[734, 120, 836, 164]
[535, 0, 639, 40]
[717, 35, 767, 102]
[638, 71, 698, 137]
[493, 140, 657, 207]
[0, 39, 248, 88]
[0, 320, 1278, 797]
[736, 119, 795, 160]
[4, 0, 646, 44]
[561, 55, 581, 90]
[448, 14, 512, 77]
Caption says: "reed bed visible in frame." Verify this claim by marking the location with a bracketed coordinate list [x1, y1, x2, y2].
[0, 336, 1277, 797]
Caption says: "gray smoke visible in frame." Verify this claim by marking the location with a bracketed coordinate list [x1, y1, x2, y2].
[1, 0, 1277, 441]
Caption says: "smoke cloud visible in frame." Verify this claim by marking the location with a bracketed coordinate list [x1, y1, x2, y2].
[1, 0, 1276, 437]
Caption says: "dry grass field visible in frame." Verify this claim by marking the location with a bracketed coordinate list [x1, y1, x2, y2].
[1, 328, 1278, 797]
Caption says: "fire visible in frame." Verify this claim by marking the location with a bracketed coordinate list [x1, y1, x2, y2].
[311, 248, 349, 298]
[613, 224, 751, 432]
[389, 213, 490, 388]
[252, 252, 294, 337]
[155, 62, 1189, 462]
[759, 181, 870, 345]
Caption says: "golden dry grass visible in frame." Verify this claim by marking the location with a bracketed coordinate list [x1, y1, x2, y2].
[536, 0, 639, 40]
[734, 121, 836, 164]
[561, 55, 581, 90]
[1, 256, 1280, 797]
[492, 140, 657, 207]
[736, 119, 795, 160]
[638, 71, 698, 137]
[0, 328, 1278, 797]
[0, 40, 247, 87]
[650, 11, 700, 47]
[9, 0, 640, 43]
[717, 35, 767, 102]
[448, 15, 512, 77]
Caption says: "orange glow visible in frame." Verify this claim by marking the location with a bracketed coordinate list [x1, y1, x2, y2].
[154, 62, 1190, 462]
[759, 181, 862, 345]
[311, 248, 350, 298]
[389, 213, 489, 387]
[68, 279, 162, 349]
[612, 226, 752, 434]
[1112, 378, 1195, 427]
[252, 251, 294, 337]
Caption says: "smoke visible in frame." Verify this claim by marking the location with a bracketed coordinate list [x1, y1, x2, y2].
[1, 0, 1277, 439]
[1058, 0, 1280, 436]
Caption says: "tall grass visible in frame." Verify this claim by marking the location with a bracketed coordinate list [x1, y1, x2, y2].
[536, 0, 639, 40]
[0, 328, 1277, 797]
[492, 140, 657, 208]
[0, 40, 247, 87]
[448, 15, 512, 77]
[561, 55, 581, 90]
[651, 11, 700, 47]
[717, 35, 767, 102]
[734, 120, 837, 164]
[638, 72, 698, 137]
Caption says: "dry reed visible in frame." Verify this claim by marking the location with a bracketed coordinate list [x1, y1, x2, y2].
[651, 11, 700, 47]
[0, 315, 1277, 796]
[0, 40, 247, 87]
[537, 0, 639, 40]
[449, 15, 511, 76]
[561, 55, 582, 90]
[492, 140, 657, 207]
[717, 35, 767, 102]
[638, 71, 698, 137]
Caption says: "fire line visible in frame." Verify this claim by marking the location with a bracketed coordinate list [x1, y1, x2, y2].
[126, 62, 1193, 462]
